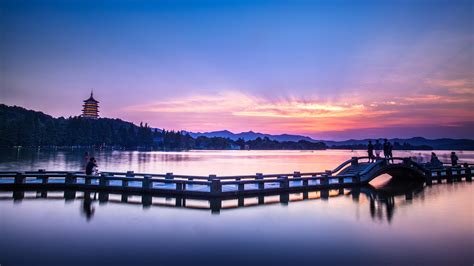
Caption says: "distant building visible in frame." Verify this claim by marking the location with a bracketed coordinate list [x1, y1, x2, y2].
[82, 91, 99, 119]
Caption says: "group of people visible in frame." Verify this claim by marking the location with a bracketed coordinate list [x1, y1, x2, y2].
[367, 139, 393, 162]
[429, 151, 459, 168]
[367, 139, 462, 167]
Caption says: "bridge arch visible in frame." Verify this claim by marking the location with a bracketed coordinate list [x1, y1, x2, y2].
[363, 162, 426, 183]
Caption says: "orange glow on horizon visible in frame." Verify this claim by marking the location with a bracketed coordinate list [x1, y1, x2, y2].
[122, 79, 474, 136]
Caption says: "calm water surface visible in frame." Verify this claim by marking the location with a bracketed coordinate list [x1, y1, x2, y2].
[0, 149, 473, 265]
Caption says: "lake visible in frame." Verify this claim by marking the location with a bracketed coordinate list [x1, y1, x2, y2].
[0, 149, 473, 265]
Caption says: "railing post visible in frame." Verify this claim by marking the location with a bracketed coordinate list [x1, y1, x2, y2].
[280, 175, 289, 189]
[99, 192, 109, 203]
[456, 168, 462, 182]
[352, 173, 360, 184]
[256, 173, 264, 190]
[320, 174, 329, 186]
[209, 175, 221, 195]
[338, 176, 344, 185]
[121, 194, 128, 203]
[175, 196, 183, 207]
[65, 172, 76, 185]
[210, 198, 222, 214]
[165, 172, 174, 190]
[236, 178, 244, 192]
[425, 170, 433, 185]
[64, 190, 76, 200]
[13, 191, 24, 201]
[124, 171, 134, 188]
[38, 169, 48, 184]
[238, 196, 245, 207]
[321, 189, 329, 200]
[100, 173, 109, 187]
[465, 164, 472, 182]
[303, 175, 310, 187]
[351, 187, 360, 202]
[14, 172, 25, 185]
[176, 182, 184, 192]
[437, 170, 443, 183]
[258, 195, 265, 204]
[142, 175, 152, 190]
[280, 192, 289, 205]
[351, 157, 358, 166]
[446, 167, 453, 183]
[85, 174, 92, 185]
[142, 195, 152, 208]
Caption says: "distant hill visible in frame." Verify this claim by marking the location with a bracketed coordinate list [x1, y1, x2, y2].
[324, 137, 474, 150]
[188, 130, 317, 142]
[188, 130, 474, 150]
[2, 104, 472, 150]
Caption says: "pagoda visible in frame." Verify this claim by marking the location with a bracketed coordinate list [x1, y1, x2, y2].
[82, 91, 99, 119]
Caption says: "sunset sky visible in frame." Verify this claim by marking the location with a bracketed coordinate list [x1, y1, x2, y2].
[1, 0, 473, 140]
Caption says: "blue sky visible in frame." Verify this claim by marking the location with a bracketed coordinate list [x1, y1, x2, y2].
[1, 0, 473, 139]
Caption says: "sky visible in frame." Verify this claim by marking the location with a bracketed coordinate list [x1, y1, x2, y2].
[1, 0, 473, 140]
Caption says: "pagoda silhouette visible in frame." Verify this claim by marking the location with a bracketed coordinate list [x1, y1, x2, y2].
[82, 91, 99, 119]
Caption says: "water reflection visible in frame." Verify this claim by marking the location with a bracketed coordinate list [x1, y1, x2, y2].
[1, 181, 471, 265]
[2, 148, 473, 176]
[2, 176, 433, 223]
[363, 178, 425, 223]
[81, 193, 96, 221]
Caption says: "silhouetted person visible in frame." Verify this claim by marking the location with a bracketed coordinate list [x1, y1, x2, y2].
[387, 141, 394, 162]
[374, 139, 382, 159]
[367, 141, 375, 162]
[430, 152, 442, 168]
[85, 157, 97, 175]
[450, 152, 459, 166]
[383, 139, 389, 159]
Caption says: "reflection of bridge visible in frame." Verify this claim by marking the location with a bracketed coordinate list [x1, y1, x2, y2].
[0, 157, 472, 198]
[0, 177, 438, 218]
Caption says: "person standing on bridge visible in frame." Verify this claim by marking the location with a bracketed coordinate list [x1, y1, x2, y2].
[450, 152, 459, 166]
[367, 140, 375, 162]
[383, 139, 390, 160]
[374, 139, 382, 159]
[387, 141, 394, 163]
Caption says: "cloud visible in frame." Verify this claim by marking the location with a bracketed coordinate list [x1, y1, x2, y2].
[425, 78, 474, 96]
[124, 91, 377, 118]
[121, 89, 472, 137]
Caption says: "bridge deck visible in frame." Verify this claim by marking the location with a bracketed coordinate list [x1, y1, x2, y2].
[0, 157, 472, 197]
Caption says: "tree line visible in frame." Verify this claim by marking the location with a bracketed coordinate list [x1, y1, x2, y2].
[0, 104, 327, 150]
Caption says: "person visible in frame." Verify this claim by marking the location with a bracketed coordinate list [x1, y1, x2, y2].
[450, 152, 459, 166]
[85, 157, 98, 175]
[430, 152, 443, 168]
[367, 140, 375, 162]
[374, 139, 382, 159]
[387, 141, 394, 162]
[383, 139, 389, 160]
